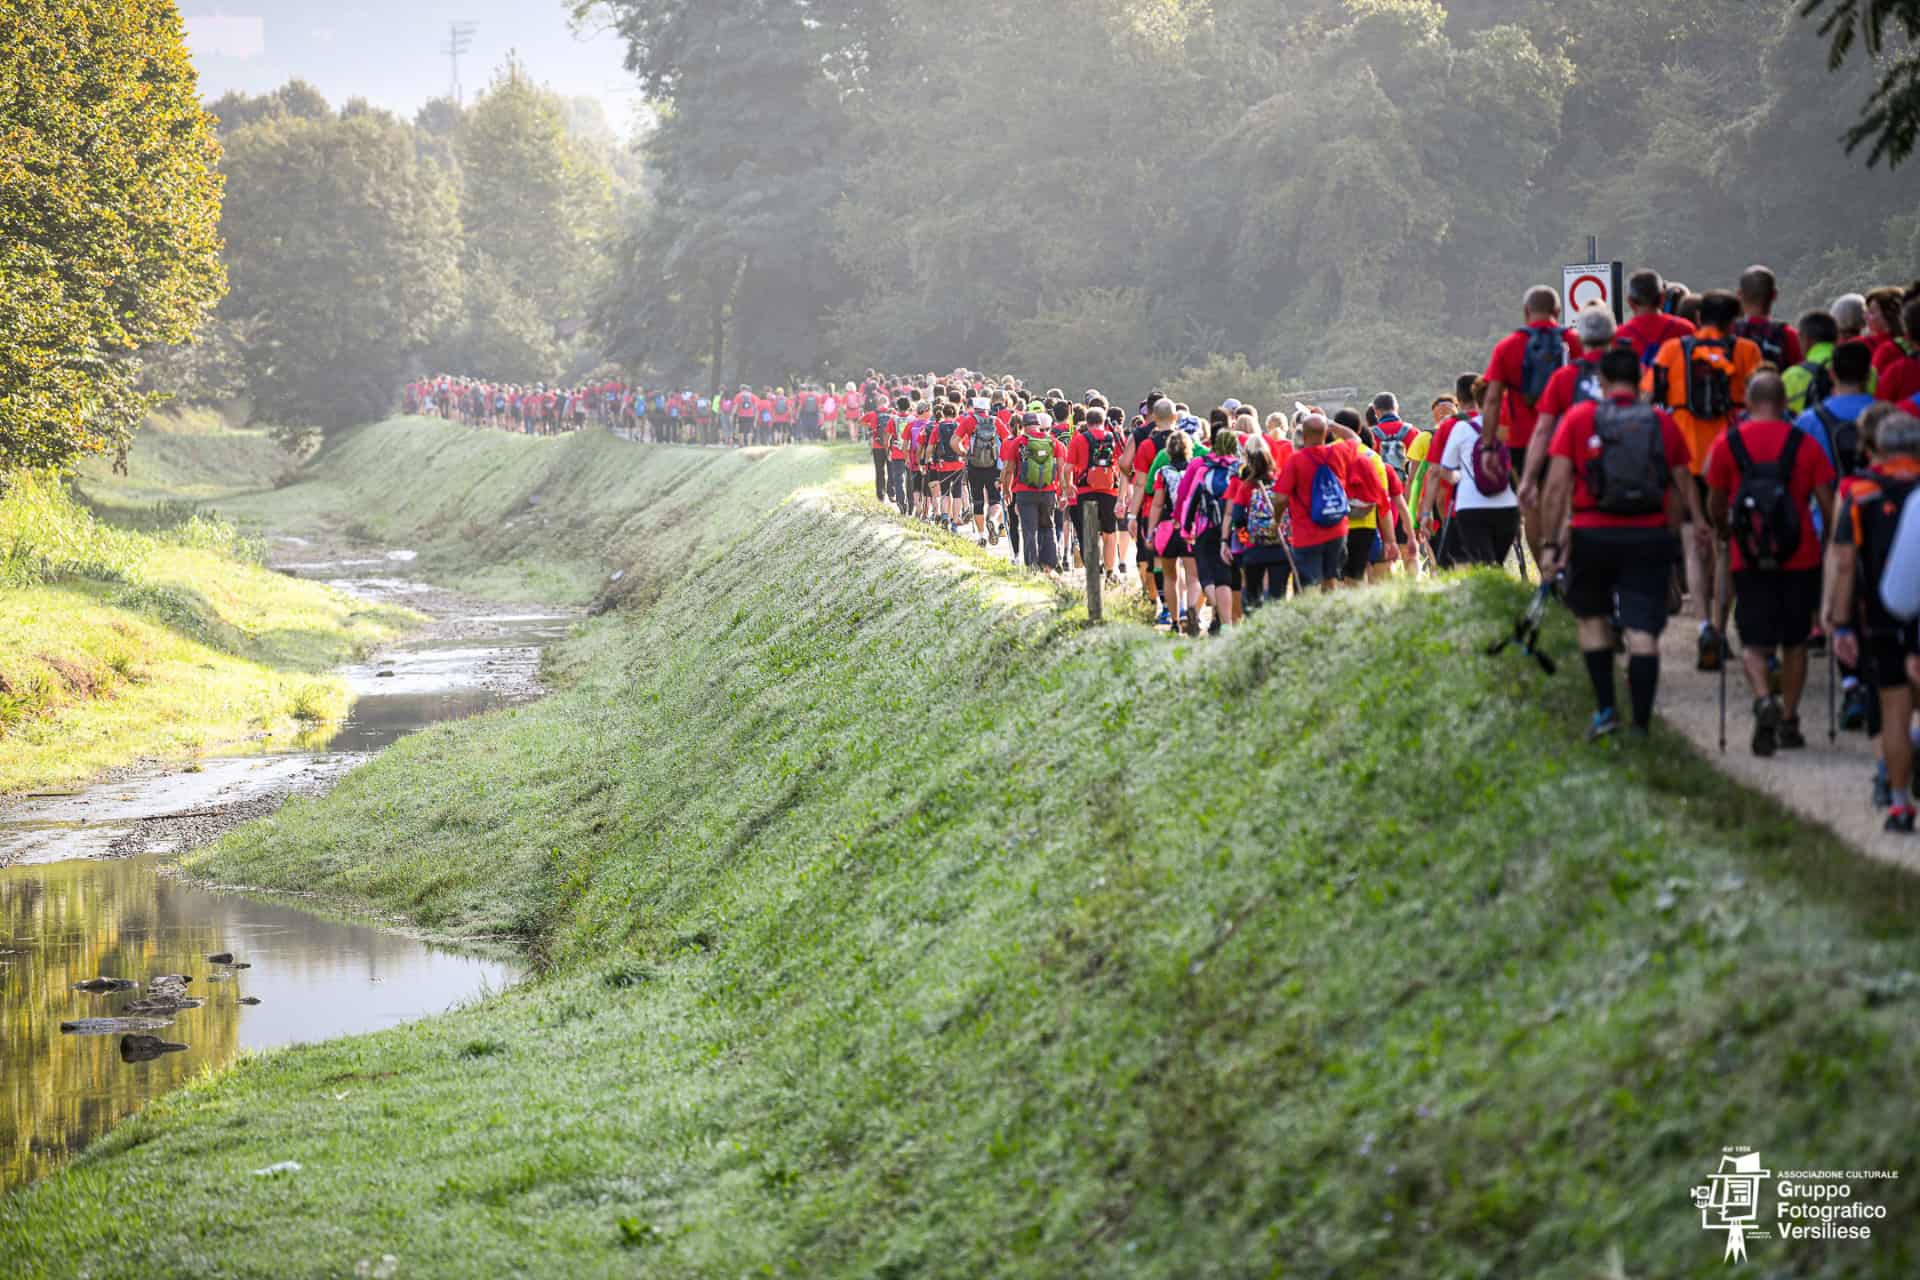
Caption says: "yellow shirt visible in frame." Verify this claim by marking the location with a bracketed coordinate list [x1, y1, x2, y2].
[1349, 448, 1391, 530]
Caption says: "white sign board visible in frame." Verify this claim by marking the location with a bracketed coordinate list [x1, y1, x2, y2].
[1562, 262, 1624, 322]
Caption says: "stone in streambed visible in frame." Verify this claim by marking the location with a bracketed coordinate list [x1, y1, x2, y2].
[73, 977, 137, 993]
[238, 996, 262, 1006]
[208, 952, 234, 964]
[120, 1034, 189, 1063]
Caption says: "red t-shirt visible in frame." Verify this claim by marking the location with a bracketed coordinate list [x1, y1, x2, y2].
[927, 419, 967, 472]
[1275, 438, 1360, 548]
[1617, 312, 1695, 362]
[1484, 321, 1585, 451]
[1003, 430, 1069, 494]
[1535, 352, 1605, 423]
[1878, 350, 1920, 405]
[862, 410, 883, 448]
[1704, 418, 1836, 572]
[1547, 394, 1692, 531]
[1066, 427, 1122, 496]
[1733, 317, 1804, 370]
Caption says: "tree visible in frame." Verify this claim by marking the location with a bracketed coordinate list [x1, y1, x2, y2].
[0, 0, 227, 474]
[218, 113, 460, 433]
[1801, 0, 1920, 166]
[206, 78, 333, 136]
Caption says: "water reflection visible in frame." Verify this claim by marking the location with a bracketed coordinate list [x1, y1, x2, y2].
[0, 857, 517, 1191]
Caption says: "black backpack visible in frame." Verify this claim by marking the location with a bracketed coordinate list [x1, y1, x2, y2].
[1586, 402, 1670, 517]
[936, 421, 962, 463]
[1725, 426, 1805, 572]
[1734, 316, 1790, 369]
[1570, 356, 1606, 408]
[802, 394, 819, 415]
[1812, 401, 1861, 476]
[1853, 475, 1920, 633]
[1519, 325, 1568, 401]
[1680, 337, 1736, 419]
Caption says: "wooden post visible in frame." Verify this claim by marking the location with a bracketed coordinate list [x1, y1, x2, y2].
[1083, 498, 1103, 622]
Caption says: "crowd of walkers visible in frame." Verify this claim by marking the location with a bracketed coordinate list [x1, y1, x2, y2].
[405, 269, 1920, 830]
[401, 377, 865, 444]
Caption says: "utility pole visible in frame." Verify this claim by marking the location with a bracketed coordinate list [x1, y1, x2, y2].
[443, 22, 477, 105]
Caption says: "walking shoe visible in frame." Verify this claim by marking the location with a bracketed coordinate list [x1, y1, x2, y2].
[988, 524, 999, 547]
[1752, 696, 1781, 758]
[1776, 716, 1807, 750]
[1586, 708, 1621, 742]
[1886, 805, 1916, 835]
[1696, 625, 1726, 673]
[1181, 609, 1201, 637]
[1842, 683, 1869, 731]
[1873, 771, 1894, 810]
[1207, 618, 1223, 637]
[1156, 606, 1172, 627]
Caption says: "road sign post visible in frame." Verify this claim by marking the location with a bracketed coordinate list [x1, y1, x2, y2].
[1562, 260, 1625, 322]
[1083, 498, 1103, 622]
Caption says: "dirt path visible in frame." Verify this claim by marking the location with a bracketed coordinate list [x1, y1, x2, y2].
[1650, 620, 1920, 871]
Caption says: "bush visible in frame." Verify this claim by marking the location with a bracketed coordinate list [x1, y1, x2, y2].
[0, 472, 150, 588]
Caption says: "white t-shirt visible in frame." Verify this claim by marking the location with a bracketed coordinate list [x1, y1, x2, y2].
[1439, 416, 1518, 511]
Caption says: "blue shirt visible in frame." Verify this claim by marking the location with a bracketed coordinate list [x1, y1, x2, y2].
[1792, 393, 1877, 469]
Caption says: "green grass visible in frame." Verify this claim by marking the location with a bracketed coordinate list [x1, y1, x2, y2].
[0, 471, 412, 793]
[6, 423, 1918, 1277]
[206, 416, 857, 603]
[73, 407, 295, 527]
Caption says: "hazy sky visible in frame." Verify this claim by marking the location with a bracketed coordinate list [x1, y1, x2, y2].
[181, 1, 642, 135]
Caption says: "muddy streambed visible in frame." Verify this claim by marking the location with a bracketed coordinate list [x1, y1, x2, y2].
[0, 550, 568, 1192]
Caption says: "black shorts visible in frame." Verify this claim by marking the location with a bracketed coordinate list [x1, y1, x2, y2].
[968, 466, 999, 513]
[1194, 532, 1241, 590]
[1342, 528, 1381, 580]
[1731, 569, 1820, 650]
[1864, 631, 1920, 689]
[1076, 492, 1119, 535]
[1566, 526, 1682, 635]
[932, 469, 963, 495]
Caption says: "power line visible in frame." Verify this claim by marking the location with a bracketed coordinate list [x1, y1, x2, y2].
[442, 21, 477, 105]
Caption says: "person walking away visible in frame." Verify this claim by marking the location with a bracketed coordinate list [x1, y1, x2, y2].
[886, 397, 913, 514]
[1783, 310, 1840, 416]
[1705, 373, 1838, 755]
[1436, 381, 1522, 567]
[1824, 413, 1920, 832]
[798, 388, 822, 441]
[1331, 411, 1393, 585]
[1132, 398, 1178, 623]
[1617, 269, 1696, 365]
[866, 398, 896, 503]
[1521, 304, 1617, 513]
[1731, 265, 1803, 371]
[1003, 411, 1069, 572]
[1147, 429, 1203, 632]
[1274, 413, 1360, 592]
[927, 403, 969, 529]
[1225, 436, 1291, 608]
[1181, 425, 1243, 631]
[1068, 407, 1124, 579]
[1647, 289, 1765, 672]
[1538, 346, 1700, 740]
[1482, 286, 1582, 572]
[1418, 374, 1480, 569]
[731, 385, 757, 448]
[960, 397, 1010, 546]
[1370, 393, 1425, 573]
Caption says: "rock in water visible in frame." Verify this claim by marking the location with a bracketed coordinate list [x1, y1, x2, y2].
[60, 1017, 174, 1035]
[125, 995, 204, 1014]
[238, 997, 263, 1006]
[208, 952, 234, 964]
[120, 1035, 188, 1062]
[73, 977, 136, 993]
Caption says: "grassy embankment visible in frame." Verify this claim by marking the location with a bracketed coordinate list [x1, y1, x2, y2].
[0, 417, 413, 796]
[6, 418, 1920, 1277]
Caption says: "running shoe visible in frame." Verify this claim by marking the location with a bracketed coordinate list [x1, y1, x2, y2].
[1777, 716, 1807, 750]
[1586, 708, 1621, 743]
[1873, 770, 1893, 810]
[1696, 626, 1725, 673]
[1886, 805, 1916, 835]
[1156, 607, 1172, 627]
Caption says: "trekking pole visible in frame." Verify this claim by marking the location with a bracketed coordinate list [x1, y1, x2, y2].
[1718, 649, 1728, 754]
[1828, 643, 1838, 745]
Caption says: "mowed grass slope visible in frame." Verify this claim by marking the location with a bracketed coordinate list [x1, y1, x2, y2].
[210, 417, 855, 603]
[0, 474, 413, 794]
[5, 428, 1917, 1278]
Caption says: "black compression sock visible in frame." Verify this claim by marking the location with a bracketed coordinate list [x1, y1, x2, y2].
[1584, 649, 1616, 716]
[1153, 568, 1166, 603]
[1627, 655, 1659, 729]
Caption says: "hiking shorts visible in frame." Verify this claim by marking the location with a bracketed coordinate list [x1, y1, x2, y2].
[1863, 627, 1920, 689]
[1342, 529, 1382, 580]
[1076, 492, 1118, 535]
[1732, 569, 1820, 650]
[1291, 538, 1344, 588]
[1194, 531, 1240, 591]
[968, 466, 999, 514]
[932, 469, 964, 496]
[1567, 527, 1681, 635]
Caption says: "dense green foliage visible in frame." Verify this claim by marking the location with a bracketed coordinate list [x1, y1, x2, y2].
[579, 0, 1919, 395]
[189, 74, 627, 438]
[5, 425, 1915, 1277]
[1801, 0, 1920, 166]
[0, 0, 226, 474]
